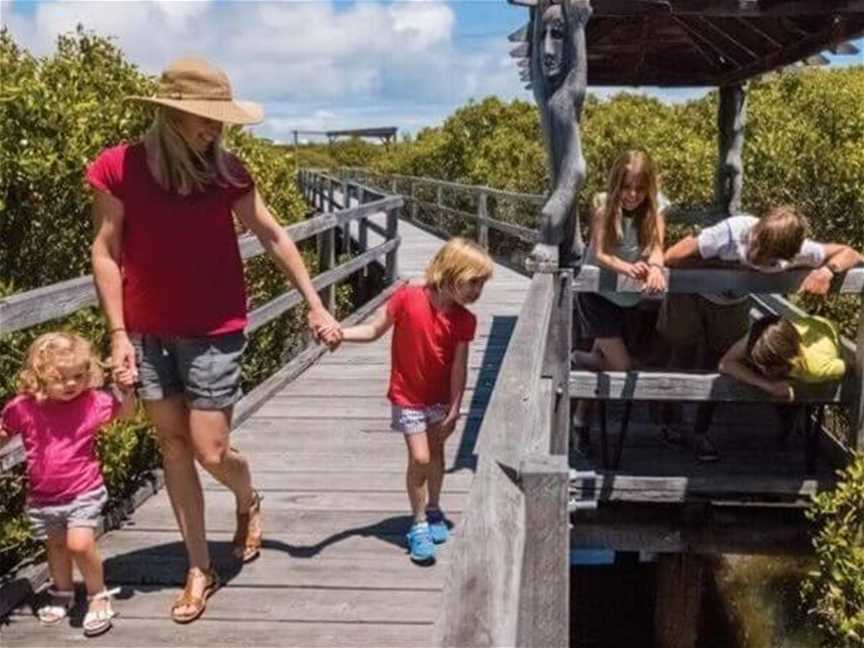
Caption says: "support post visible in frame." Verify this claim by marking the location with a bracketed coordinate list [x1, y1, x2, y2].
[385, 208, 399, 285]
[477, 191, 490, 249]
[715, 82, 747, 217]
[327, 177, 335, 211]
[391, 178, 398, 194]
[358, 188, 369, 253]
[517, 454, 570, 648]
[410, 182, 418, 222]
[654, 554, 705, 648]
[436, 185, 444, 206]
[317, 227, 336, 315]
[341, 179, 351, 255]
[543, 271, 573, 457]
[855, 302, 864, 449]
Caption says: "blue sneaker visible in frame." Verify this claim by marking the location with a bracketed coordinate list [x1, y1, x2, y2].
[426, 509, 449, 544]
[406, 522, 435, 564]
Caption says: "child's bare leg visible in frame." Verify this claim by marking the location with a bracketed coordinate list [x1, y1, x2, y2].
[67, 527, 108, 612]
[46, 532, 74, 591]
[403, 432, 431, 522]
[426, 424, 446, 510]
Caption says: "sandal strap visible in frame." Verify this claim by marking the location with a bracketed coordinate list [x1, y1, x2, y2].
[45, 587, 74, 599]
[88, 586, 121, 602]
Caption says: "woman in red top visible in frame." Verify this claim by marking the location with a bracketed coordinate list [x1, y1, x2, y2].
[341, 238, 492, 565]
[88, 57, 340, 623]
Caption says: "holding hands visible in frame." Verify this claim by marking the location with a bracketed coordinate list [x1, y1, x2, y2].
[308, 305, 343, 351]
[624, 261, 667, 295]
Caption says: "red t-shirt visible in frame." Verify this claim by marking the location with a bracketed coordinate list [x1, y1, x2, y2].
[387, 285, 477, 407]
[86, 143, 254, 336]
[1, 390, 120, 505]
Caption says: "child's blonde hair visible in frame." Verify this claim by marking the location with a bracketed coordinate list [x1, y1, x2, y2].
[143, 107, 248, 196]
[746, 315, 800, 378]
[17, 332, 104, 399]
[425, 237, 493, 293]
[747, 205, 808, 266]
[601, 149, 662, 255]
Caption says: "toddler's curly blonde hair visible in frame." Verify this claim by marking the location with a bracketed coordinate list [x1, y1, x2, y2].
[17, 332, 104, 400]
[425, 237, 493, 293]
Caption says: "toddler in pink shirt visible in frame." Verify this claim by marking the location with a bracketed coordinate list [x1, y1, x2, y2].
[0, 332, 135, 637]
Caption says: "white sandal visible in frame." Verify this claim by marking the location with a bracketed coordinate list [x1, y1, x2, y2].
[37, 587, 74, 625]
[82, 587, 120, 638]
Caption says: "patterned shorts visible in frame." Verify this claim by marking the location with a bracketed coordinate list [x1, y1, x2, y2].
[390, 403, 448, 434]
[28, 486, 108, 540]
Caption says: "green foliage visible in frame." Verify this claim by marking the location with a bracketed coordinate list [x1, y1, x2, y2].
[0, 28, 319, 576]
[802, 453, 864, 646]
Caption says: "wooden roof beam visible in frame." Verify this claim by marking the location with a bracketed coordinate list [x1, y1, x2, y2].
[590, 1, 864, 17]
[692, 15, 761, 62]
[719, 16, 862, 85]
[673, 16, 740, 69]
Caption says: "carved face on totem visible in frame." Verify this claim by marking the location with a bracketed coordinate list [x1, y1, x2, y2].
[541, 5, 565, 81]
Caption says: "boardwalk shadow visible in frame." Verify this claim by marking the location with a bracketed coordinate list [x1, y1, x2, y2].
[448, 316, 516, 475]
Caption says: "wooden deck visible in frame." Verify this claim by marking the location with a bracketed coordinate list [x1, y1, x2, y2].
[2, 212, 530, 646]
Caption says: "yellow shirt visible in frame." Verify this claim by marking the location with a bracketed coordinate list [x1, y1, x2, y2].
[789, 316, 846, 383]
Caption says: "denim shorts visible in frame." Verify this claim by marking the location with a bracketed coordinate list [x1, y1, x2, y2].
[28, 486, 108, 540]
[130, 331, 246, 410]
[391, 403, 448, 434]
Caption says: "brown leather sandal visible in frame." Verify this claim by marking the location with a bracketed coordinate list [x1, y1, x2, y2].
[170, 565, 220, 624]
[233, 489, 263, 563]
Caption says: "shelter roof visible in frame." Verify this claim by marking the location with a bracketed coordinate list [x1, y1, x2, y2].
[510, 0, 864, 87]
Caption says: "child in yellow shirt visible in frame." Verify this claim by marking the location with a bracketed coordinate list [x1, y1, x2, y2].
[719, 314, 846, 400]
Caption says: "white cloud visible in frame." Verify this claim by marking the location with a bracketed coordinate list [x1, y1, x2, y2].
[3, 0, 532, 138]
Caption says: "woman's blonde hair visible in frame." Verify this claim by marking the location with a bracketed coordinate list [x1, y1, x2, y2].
[143, 107, 248, 196]
[601, 150, 662, 255]
[17, 332, 104, 399]
[425, 237, 494, 292]
[746, 315, 800, 378]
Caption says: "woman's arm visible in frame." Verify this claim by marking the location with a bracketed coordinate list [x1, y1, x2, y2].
[90, 191, 138, 381]
[342, 305, 394, 343]
[718, 337, 794, 400]
[642, 209, 667, 293]
[233, 189, 341, 346]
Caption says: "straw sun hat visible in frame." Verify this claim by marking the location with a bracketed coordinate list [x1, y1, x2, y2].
[128, 56, 264, 125]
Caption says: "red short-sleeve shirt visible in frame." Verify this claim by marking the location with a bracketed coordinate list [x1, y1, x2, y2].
[86, 143, 254, 336]
[386, 285, 477, 407]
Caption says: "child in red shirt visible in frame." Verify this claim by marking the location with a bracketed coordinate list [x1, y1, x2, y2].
[0, 333, 135, 637]
[342, 238, 492, 564]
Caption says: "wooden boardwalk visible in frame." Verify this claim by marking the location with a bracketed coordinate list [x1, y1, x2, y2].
[3, 214, 530, 646]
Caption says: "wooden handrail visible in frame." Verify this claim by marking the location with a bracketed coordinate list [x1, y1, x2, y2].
[0, 196, 402, 336]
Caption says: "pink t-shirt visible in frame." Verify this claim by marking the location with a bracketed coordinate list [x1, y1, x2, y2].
[386, 285, 477, 407]
[1, 390, 121, 505]
[86, 143, 254, 337]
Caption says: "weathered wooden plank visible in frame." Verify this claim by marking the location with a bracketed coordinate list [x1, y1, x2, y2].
[201, 470, 473, 493]
[570, 370, 842, 402]
[572, 264, 864, 294]
[435, 273, 555, 647]
[517, 454, 570, 648]
[3, 618, 435, 648]
[585, 0, 864, 16]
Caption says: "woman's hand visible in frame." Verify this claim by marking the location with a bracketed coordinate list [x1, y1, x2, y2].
[642, 265, 667, 295]
[622, 262, 648, 280]
[110, 331, 137, 384]
[308, 306, 342, 350]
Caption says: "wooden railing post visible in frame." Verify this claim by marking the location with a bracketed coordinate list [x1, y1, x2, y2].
[358, 188, 369, 253]
[517, 454, 570, 648]
[544, 271, 573, 456]
[855, 300, 864, 449]
[391, 178, 398, 194]
[477, 191, 490, 249]
[385, 207, 399, 284]
[317, 225, 336, 315]
[341, 179, 351, 255]
[327, 177, 335, 211]
[410, 182, 418, 222]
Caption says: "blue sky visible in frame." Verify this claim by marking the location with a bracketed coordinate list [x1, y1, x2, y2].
[2, 1, 861, 142]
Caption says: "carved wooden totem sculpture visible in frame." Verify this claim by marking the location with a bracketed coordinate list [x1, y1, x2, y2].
[509, 0, 592, 269]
